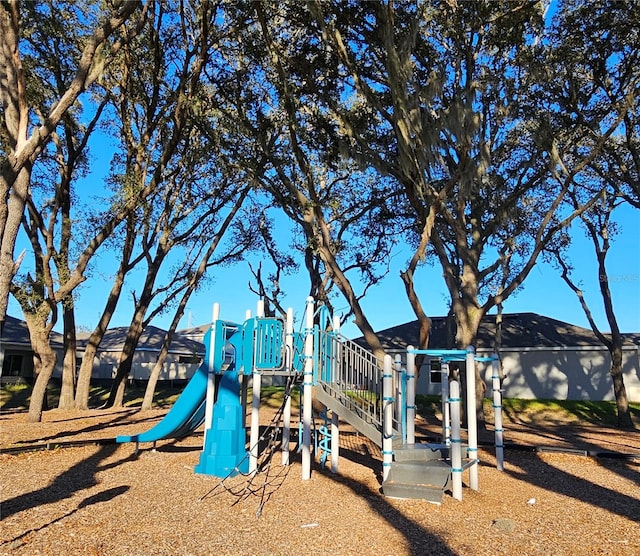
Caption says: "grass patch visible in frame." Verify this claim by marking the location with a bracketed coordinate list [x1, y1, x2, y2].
[416, 394, 442, 417]
[415, 394, 639, 427]
[259, 385, 300, 409]
[499, 398, 640, 426]
[3, 381, 638, 428]
[0, 381, 184, 411]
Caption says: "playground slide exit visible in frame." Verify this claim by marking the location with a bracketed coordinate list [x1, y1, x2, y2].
[115, 363, 208, 444]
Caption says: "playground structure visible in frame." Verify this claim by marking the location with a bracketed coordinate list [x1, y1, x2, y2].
[117, 297, 504, 504]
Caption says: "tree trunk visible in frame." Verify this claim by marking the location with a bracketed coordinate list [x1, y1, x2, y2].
[106, 346, 136, 408]
[111, 372, 128, 408]
[26, 320, 58, 423]
[400, 267, 431, 375]
[74, 273, 127, 409]
[317, 243, 386, 362]
[106, 302, 147, 408]
[142, 296, 186, 410]
[399, 205, 438, 374]
[75, 341, 97, 410]
[610, 346, 634, 429]
[142, 360, 162, 411]
[0, 166, 30, 326]
[0, 1, 141, 327]
[76, 214, 136, 409]
[58, 303, 77, 409]
[454, 307, 487, 430]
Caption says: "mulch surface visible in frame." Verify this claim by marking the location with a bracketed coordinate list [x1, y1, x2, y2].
[1, 406, 639, 556]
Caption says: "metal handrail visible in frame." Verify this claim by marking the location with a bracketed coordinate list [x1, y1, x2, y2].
[316, 332, 384, 429]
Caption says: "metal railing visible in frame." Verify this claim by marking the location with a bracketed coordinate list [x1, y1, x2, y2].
[316, 331, 384, 429]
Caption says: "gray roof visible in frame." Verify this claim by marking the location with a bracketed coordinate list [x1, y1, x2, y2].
[3, 316, 204, 355]
[86, 325, 205, 355]
[2, 315, 64, 349]
[177, 323, 211, 338]
[364, 312, 640, 352]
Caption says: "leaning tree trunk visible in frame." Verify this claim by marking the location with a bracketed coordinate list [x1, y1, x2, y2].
[142, 351, 166, 411]
[58, 304, 77, 409]
[75, 342, 97, 410]
[75, 291, 125, 409]
[0, 166, 31, 327]
[106, 349, 135, 408]
[76, 216, 135, 410]
[610, 346, 634, 429]
[26, 325, 58, 423]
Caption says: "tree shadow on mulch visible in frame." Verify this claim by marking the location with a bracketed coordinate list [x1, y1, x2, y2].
[1, 485, 130, 550]
[1, 444, 136, 521]
[503, 448, 640, 522]
[5, 409, 163, 447]
[312, 452, 456, 555]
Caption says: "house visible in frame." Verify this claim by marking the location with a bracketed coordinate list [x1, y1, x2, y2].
[0, 316, 64, 383]
[363, 313, 640, 403]
[78, 325, 205, 382]
[0, 316, 205, 385]
[5, 312, 638, 402]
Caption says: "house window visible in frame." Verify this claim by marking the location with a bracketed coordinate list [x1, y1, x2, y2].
[178, 355, 202, 364]
[2, 354, 23, 377]
[429, 359, 442, 384]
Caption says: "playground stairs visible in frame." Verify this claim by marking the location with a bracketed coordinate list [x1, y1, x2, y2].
[382, 442, 469, 505]
[314, 386, 382, 447]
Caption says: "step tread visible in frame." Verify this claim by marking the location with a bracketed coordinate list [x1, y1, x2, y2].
[393, 442, 468, 462]
[382, 480, 444, 504]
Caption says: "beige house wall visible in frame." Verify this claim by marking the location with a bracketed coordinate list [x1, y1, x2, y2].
[86, 351, 202, 381]
[492, 347, 640, 402]
[415, 347, 640, 402]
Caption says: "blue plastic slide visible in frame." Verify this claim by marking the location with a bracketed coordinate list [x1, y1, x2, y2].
[116, 363, 208, 444]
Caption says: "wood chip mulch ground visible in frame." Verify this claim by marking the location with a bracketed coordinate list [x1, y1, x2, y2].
[1, 405, 639, 556]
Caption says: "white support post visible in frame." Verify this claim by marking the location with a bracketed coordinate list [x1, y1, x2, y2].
[282, 308, 294, 466]
[492, 355, 504, 471]
[441, 361, 450, 446]
[249, 301, 265, 473]
[382, 355, 394, 482]
[330, 314, 340, 473]
[406, 347, 416, 445]
[332, 315, 341, 385]
[241, 309, 252, 420]
[450, 379, 463, 501]
[332, 315, 340, 333]
[393, 354, 403, 438]
[203, 303, 220, 446]
[302, 296, 314, 480]
[466, 345, 479, 491]
[249, 372, 261, 474]
[330, 411, 339, 473]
